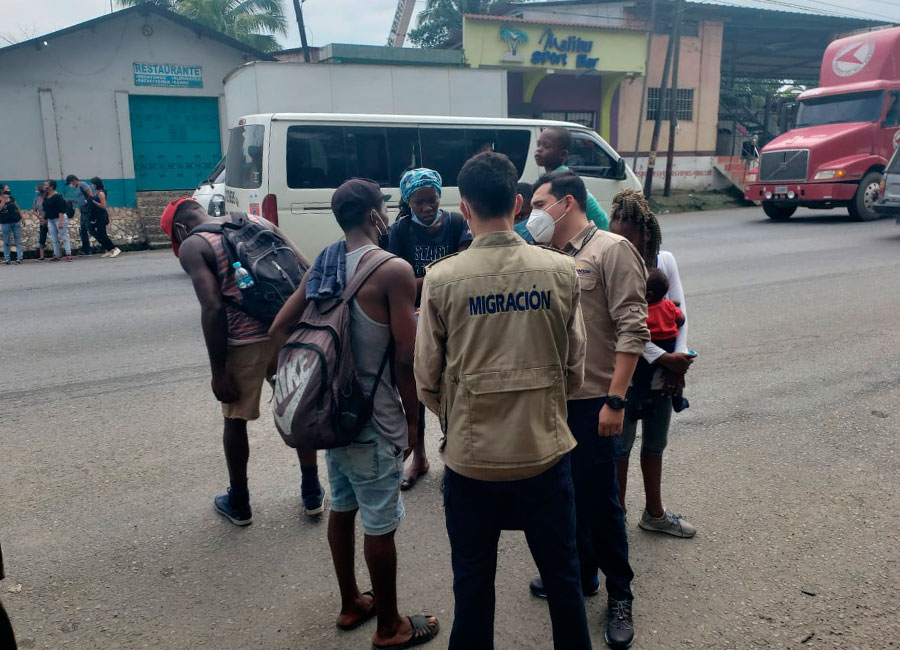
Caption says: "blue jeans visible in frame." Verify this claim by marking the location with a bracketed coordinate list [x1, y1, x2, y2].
[568, 398, 634, 602]
[325, 426, 404, 536]
[1, 222, 23, 262]
[47, 217, 72, 257]
[444, 456, 592, 650]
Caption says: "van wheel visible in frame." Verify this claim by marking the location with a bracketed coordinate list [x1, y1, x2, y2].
[848, 171, 882, 221]
[762, 202, 796, 220]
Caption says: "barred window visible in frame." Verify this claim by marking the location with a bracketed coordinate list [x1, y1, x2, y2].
[646, 88, 694, 122]
[541, 111, 596, 129]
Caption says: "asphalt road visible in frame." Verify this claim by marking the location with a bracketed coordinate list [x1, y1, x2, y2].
[1, 207, 899, 650]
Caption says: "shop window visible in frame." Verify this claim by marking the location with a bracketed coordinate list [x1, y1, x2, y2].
[653, 17, 700, 38]
[542, 111, 596, 129]
[646, 88, 694, 122]
[565, 131, 616, 178]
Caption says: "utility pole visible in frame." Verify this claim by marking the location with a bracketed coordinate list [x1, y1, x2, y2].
[633, 0, 656, 171]
[292, 0, 311, 63]
[643, 0, 676, 197]
[663, 0, 685, 197]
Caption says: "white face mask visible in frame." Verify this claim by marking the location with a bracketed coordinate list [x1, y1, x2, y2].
[526, 197, 567, 244]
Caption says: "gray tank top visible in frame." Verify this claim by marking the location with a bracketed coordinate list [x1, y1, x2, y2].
[346, 245, 408, 449]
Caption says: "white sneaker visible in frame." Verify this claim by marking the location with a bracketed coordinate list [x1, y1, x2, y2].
[110, 248, 122, 258]
[638, 508, 697, 538]
[101, 251, 112, 258]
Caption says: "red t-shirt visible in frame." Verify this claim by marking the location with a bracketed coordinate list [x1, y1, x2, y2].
[646, 299, 683, 340]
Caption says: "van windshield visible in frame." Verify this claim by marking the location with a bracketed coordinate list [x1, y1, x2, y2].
[795, 91, 884, 128]
[226, 125, 264, 189]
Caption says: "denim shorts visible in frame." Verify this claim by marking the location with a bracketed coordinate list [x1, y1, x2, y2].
[619, 395, 673, 457]
[325, 426, 404, 536]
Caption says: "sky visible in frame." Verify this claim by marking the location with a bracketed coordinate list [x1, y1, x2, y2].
[5, 0, 900, 49]
[4, 0, 425, 48]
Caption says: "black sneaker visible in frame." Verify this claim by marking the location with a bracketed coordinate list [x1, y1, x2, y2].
[605, 599, 634, 649]
[214, 489, 252, 526]
[529, 573, 600, 599]
[301, 484, 325, 517]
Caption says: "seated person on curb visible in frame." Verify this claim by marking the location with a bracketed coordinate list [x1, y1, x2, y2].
[629, 268, 690, 419]
[160, 199, 324, 526]
[270, 178, 439, 650]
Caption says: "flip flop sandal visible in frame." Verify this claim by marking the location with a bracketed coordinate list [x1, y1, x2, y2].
[337, 591, 377, 631]
[372, 615, 439, 649]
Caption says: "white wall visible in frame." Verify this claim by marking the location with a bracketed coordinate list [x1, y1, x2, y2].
[224, 62, 508, 126]
[0, 10, 255, 203]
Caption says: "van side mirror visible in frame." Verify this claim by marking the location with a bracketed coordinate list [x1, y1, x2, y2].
[614, 158, 627, 180]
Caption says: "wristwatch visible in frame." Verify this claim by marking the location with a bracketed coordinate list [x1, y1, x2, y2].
[606, 395, 626, 410]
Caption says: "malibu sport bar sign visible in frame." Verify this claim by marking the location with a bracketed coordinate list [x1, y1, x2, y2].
[133, 62, 203, 88]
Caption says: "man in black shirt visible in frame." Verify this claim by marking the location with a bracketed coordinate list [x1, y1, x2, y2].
[42, 180, 73, 262]
[0, 185, 23, 264]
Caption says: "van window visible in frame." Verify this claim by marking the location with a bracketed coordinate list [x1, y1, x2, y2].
[420, 127, 531, 183]
[226, 125, 264, 189]
[386, 128, 422, 185]
[566, 131, 615, 178]
[286, 124, 531, 188]
[494, 129, 531, 176]
[286, 125, 347, 189]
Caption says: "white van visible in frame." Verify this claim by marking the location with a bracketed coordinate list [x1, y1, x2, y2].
[224, 113, 642, 257]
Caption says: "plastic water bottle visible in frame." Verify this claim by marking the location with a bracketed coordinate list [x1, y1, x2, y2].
[233, 262, 255, 289]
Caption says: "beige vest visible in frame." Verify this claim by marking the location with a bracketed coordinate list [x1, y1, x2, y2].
[414, 230, 587, 481]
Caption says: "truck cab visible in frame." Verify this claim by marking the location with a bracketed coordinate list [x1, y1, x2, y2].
[745, 27, 900, 221]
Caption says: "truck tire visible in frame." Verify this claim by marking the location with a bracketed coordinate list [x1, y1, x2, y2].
[848, 171, 882, 221]
[762, 202, 797, 220]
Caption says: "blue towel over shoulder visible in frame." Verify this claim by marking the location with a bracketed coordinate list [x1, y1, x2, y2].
[305, 241, 347, 301]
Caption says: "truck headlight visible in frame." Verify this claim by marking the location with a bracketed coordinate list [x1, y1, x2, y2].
[746, 173, 757, 183]
[813, 169, 845, 180]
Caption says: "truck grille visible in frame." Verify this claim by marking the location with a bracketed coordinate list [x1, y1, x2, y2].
[759, 150, 809, 183]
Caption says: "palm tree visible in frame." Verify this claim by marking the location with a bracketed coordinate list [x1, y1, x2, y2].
[409, 0, 505, 48]
[116, 0, 287, 52]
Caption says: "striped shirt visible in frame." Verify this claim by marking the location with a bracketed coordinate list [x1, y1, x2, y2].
[195, 216, 269, 345]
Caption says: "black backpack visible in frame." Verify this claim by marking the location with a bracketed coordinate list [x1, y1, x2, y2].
[393, 211, 467, 267]
[191, 213, 306, 325]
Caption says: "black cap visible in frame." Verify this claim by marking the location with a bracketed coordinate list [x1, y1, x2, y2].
[331, 178, 385, 223]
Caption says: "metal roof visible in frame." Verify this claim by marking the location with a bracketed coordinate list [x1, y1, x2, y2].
[0, 4, 275, 60]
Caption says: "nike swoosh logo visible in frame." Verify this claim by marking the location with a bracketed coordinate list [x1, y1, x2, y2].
[273, 355, 315, 436]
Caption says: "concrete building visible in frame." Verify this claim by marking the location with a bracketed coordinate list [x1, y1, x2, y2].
[0, 4, 271, 248]
[464, 0, 884, 190]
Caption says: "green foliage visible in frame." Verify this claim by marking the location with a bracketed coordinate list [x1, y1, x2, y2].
[409, 0, 504, 48]
[116, 0, 287, 52]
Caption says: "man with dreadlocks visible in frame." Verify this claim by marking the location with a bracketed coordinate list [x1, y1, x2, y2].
[610, 189, 698, 539]
[525, 171, 648, 650]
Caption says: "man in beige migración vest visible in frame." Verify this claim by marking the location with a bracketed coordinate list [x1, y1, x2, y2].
[415, 152, 592, 650]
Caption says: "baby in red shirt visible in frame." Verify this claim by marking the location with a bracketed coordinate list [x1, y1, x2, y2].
[646, 269, 685, 344]
[630, 269, 689, 419]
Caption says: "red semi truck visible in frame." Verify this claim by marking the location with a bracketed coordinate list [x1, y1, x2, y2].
[745, 27, 900, 221]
